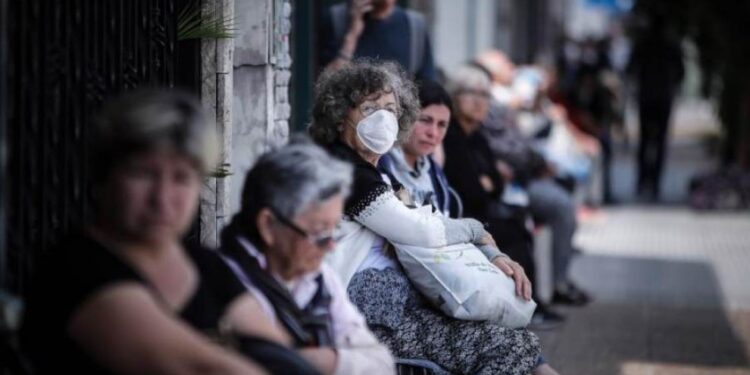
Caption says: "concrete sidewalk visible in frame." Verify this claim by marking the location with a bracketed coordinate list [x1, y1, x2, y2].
[535, 207, 750, 374]
[531, 98, 750, 374]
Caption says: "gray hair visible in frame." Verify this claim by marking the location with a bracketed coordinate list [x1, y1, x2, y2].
[222, 139, 353, 244]
[308, 59, 420, 146]
[445, 64, 492, 98]
[91, 89, 218, 181]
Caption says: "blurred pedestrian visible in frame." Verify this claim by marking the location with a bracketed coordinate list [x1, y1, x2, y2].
[319, 0, 436, 81]
[474, 53, 592, 307]
[628, 14, 684, 201]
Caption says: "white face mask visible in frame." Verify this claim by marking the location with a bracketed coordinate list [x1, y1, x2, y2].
[355, 109, 399, 155]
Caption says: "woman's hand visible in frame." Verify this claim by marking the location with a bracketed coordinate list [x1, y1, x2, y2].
[347, 0, 373, 39]
[496, 160, 515, 183]
[479, 174, 495, 193]
[491, 257, 533, 301]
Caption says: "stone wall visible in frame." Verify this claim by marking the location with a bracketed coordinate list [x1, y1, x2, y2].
[200, 0, 292, 247]
[200, 0, 234, 247]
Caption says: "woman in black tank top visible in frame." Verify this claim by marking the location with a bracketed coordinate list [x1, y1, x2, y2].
[21, 90, 320, 375]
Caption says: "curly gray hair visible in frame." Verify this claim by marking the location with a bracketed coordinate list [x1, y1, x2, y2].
[308, 59, 420, 145]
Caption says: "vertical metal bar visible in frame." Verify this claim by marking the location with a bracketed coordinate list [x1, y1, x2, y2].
[290, 0, 314, 132]
[2, 0, 195, 296]
[0, 0, 8, 289]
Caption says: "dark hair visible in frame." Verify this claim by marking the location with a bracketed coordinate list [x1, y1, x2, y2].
[416, 80, 454, 114]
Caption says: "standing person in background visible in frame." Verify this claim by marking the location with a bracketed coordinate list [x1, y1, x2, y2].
[628, 13, 684, 201]
[566, 38, 621, 204]
[319, 0, 436, 81]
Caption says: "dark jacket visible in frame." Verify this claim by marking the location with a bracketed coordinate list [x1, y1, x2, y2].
[319, 4, 436, 81]
[443, 124, 535, 288]
[442, 122, 504, 223]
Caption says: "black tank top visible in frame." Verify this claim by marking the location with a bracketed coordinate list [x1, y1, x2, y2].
[20, 231, 246, 374]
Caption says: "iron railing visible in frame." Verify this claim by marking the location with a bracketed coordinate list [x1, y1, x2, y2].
[4, 0, 200, 296]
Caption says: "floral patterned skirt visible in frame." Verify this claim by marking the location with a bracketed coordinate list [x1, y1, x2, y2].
[348, 267, 541, 375]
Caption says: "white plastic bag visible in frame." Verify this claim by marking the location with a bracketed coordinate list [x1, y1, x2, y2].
[393, 242, 536, 328]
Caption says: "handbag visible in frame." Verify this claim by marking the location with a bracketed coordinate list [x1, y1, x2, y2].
[393, 241, 536, 328]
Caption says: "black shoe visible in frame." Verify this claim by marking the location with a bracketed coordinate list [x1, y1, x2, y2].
[528, 304, 565, 331]
[552, 283, 592, 306]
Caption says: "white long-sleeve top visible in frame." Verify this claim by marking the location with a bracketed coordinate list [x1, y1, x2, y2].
[223, 237, 395, 375]
[325, 142, 498, 286]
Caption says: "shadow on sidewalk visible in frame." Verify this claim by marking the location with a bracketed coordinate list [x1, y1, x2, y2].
[536, 254, 749, 374]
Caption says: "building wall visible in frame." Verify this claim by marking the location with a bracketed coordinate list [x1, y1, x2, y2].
[201, 0, 234, 247]
[232, 0, 292, 211]
[200, 0, 292, 247]
[429, 0, 568, 73]
[431, 0, 496, 74]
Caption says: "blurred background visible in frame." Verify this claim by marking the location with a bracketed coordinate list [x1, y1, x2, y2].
[1, 0, 749, 374]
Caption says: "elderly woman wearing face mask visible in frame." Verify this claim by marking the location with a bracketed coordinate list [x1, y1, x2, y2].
[21, 90, 319, 375]
[219, 141, 395, 375]
[308, 60, 542, 375]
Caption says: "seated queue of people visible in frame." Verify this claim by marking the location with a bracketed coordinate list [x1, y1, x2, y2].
[308, 59, 559, 375]
[21, 89, 320, 375]
[21, 62, 569, 375]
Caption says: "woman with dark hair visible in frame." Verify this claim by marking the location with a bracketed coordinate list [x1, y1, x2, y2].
[309, 60, 546, 375]
[379, 80, 457, 216]
[380, 79, 561, 375]
[21, 89, 317, 375]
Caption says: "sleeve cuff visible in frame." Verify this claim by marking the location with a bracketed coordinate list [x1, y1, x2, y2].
[478, 244, 507, 261]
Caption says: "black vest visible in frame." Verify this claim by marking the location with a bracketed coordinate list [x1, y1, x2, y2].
[221, 236, 334, 347]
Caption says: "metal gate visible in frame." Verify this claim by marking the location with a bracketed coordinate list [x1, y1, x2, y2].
[4, 0, 201, 296]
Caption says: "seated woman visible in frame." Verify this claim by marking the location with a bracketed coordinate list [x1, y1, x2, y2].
[445, 62, 589, 309]
[473, 53, 592, 306]
[219, 141, 396, 375]
[378, 80, 458, 217]
[380, 79, 565, 330]
[21, 90, 317, 375]
[380, 79, 561, 374]
[309, 59, 545, 375]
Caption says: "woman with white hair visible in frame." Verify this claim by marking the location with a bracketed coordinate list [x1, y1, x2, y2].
[308, 59, 548, 375]
[456, 57, 591, 309]
[219, 140, 396, 375]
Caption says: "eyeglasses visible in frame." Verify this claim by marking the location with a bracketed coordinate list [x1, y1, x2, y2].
[359, 102, 401, 118]
[269, 207, 343, 249]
